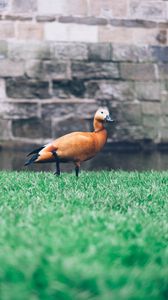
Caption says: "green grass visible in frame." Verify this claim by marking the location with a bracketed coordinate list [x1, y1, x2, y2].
[0, 170, 168, 300]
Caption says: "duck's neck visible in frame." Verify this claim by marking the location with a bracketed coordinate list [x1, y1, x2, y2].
[93, 119, 107, 151]
[94, 119, 105, 132]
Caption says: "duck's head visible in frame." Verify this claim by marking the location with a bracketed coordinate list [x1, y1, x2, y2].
[95, 107, 114, 123]
[94, 107, 114, 132]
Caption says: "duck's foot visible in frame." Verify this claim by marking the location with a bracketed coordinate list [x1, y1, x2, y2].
[52, 151, 61, 176]
[75, 165, 80, 178]
[54, 170, 60, 176]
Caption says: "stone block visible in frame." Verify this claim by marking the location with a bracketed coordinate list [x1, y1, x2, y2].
[16, 22, 44, 40]
[72, 62, 119, 80]
[44, 22, 71, 42]
[52, 116, 91, 138]
[41, 103, 97, 120]
[161, 100, 168, 115]
[88, 43, 111, 61]
[120, 63, 156, 81]
[12, 118, 52, 139]
[45, 23, 98, 42]
[0, 40, 8, 59]
[142, 102, 161, 115]
[0, 60, 24, 77]
[12, 0, 37, 13]
[129, 0, 166, 20]
[164, 81, 168, 91]
[110, 125, 144, 142]
[142, 125, 158, 140]
[128, 126, 145, 141]
[156, 30, 167, 45]
[6, 77, 50, 99]
[163, 116, 168, 126]
[36, 15, 56, 22]
[160, 90, 168, 105]
[53, 80, 86, 98]
[135, 82, 161, 101]
[38, 0, 87, 16]
[89, 0, 128, 18]
[68, 24, 94, 42]
[158, 22, 168, 30]
[4, 14, 33, 21]
[84, 81, 100, 98]
[0, 102, 38, 119]
[26, 60, 68, 80]
[8, 41, 53, 61]
[42, 103, 74, 119]
[160, 127, 168, 142]
[132, 28, 162, 45]
[0, 22, 14, 39]
[54, 43, 88, 60]
[0, 119, 11, 139]
[120, 102, 142, 126]
[158, 64, 168, 80]
[58, 16, 107, 26]
[151, 46, 168, 63]
[85, 80, 135, 101]
[142, 115, 162, 128]
[113, 45, 154, 62]
[109, 19, 157, 29]
[99, 26, 133, 44]
[0, 79, 6, 99]
[0, 0, 9, 11]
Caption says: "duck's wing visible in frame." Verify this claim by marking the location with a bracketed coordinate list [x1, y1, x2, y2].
[25, 132, 96, 165]
[53, 132, 96, 162]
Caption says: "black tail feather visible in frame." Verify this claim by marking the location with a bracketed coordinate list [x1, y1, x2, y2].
[24, 153, 39, 166]
[27, 146, 44, 157]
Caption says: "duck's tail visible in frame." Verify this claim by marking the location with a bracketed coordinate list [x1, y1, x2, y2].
[24, 153, 39, 166]
[24, 146, 45, 166]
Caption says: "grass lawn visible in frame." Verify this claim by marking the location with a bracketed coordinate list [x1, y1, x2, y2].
[0, 170, 168, 300]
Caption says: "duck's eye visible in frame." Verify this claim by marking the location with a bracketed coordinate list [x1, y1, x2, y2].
[101, 111, 103, 114]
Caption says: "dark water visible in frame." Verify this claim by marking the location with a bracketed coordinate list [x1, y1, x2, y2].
[0, 150, 168, 173]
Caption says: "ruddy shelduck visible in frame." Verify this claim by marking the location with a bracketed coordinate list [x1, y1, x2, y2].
[25, 107, 114, 176]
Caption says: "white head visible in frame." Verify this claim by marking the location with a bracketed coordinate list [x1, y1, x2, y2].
[94, 107, 114, 123]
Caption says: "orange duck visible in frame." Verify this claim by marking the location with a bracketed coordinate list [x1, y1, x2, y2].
[25, 108, 114, 176]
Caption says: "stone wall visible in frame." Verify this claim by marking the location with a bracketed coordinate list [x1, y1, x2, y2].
[0, 0, 168, 150]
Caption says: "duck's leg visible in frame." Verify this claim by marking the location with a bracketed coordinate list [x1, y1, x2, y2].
[75, 162, 80, 178]
[52, 151, 60, 176]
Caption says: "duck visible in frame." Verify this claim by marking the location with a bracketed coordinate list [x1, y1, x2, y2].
[25, 107, 114, 176]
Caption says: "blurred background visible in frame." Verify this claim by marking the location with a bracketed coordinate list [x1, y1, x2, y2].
[0, 0, 168, 172]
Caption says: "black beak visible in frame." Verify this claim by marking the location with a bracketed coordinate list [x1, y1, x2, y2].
[105, 115, 114, 123]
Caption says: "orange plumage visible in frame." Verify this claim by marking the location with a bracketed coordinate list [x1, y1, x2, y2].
[25, 108, 113, 176]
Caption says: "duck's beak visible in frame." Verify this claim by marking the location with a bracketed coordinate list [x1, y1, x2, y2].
[105, 115, 114, 123]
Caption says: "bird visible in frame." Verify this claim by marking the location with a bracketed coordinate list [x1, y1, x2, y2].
[25, 107, 114, 177]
